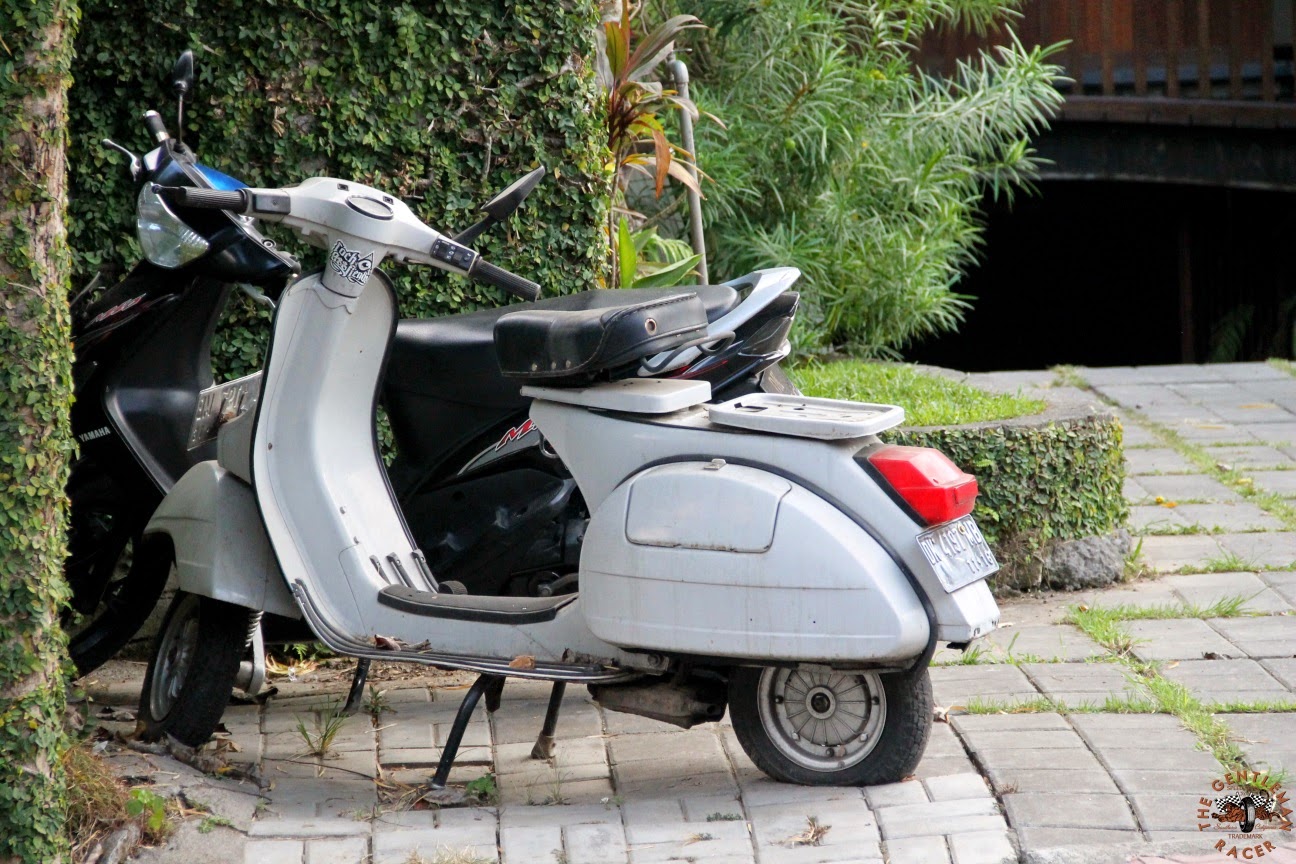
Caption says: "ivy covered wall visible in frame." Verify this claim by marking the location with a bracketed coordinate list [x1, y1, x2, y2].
[68, 0, 609, 377]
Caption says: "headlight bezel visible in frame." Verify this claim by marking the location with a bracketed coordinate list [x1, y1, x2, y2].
[136, 182, 211, 269]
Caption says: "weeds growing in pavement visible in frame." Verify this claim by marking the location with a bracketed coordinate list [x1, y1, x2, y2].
[1205, 699, 1296, 714]
[296, 699, 348, 758]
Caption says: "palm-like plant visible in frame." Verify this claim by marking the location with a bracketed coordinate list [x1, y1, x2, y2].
[596, 0, 707, 286]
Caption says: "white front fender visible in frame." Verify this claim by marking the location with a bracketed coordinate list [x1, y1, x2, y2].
[579, 461, 929, 664]
[144, 461, 299, 618]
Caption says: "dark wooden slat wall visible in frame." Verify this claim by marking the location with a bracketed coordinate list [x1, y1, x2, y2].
[913, 0, 1295, 119]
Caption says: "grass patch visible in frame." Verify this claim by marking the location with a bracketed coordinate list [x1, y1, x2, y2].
[1064, 595, 1259, 624]
[296, 699, 348, 759]
[959, 694, 1162, 716]
[1207, 699, 1296, 714]
[1063, 606, 1141, 656]
[792, 361, 1044, 427]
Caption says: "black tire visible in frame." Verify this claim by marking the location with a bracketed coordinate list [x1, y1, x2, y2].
[729, 665, 932, 786]
[65, 530, 171, 676]
[138, 591, 251, 747]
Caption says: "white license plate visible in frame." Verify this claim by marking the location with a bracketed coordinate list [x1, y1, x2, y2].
[918, 516, 999, 593]
[187, 372, 262, 450]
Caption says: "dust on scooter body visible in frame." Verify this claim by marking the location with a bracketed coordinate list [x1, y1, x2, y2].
[138, 175, 1001, 789]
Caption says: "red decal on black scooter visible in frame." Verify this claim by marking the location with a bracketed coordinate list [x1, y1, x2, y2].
[494, 419, 536, 451]
[87, 293, 146, 326]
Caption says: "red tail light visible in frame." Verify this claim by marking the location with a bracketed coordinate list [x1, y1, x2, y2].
[866, 445, 979, 526]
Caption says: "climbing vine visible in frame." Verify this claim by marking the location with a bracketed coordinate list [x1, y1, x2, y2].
[0, 1, 81, 861]
[68, 0, 609, 379]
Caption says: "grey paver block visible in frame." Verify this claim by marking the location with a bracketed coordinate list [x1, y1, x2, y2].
[1128, 794, 1221, 832]
[1171, 503, 1288, 533]
[1121, 423, 1162, 447]
[984, 767, 1120, 795]
[915, 754, 982, 780]
[979, 624, 1106, 662]
[1208, 615, 1296, 658]
[749, 800, 881, 861]
[1238, 422, 1296, 446]
[1172, 419, 1259, 444]
[499, 803, 618, 829]
[1022, 662, 1148, 705]
[609, 730, 723, 765]
[1075, 579, 1180, 610]
[1130, 505, 1192, 533]
[624, 821, 752, 863]
[863, 780, 928, 810]
[1095, 746, 1219, 773]
[735, 777, 864, 808]
[1218, 532, 1296, 568]
[1259, 658, 1296, 692]
[880, 814, 1008, 842]
[1128, 618, 1240, 661]
[1163, 658, 1292, 704]
[501, 775, 615, 806]
[1260, 570, 1296, 605]
[621, 798, 685, 827]
[1126, 448, 1198, 475]
[1202, 444, 1296, 469]
[1109, 768, 1219, 793]
[874, 798, 1000, 841]
[304, 837, 369, 864]
[564, 822, 629, 864]
[1206, 402, 1296, 425]
[1245, 471, 1296, 498]
[243, 839, 304, 864]
[1215, 713, 1296, 772]
[1014, 826, 1143, 850]
[1138, 534, 1227, 573]
[967, 746, 1106, 771]
[248, 817, 370, 838]
[1002, 792, 1137, 830]
[1125, 477, 1152, 504]
[923, 773, 992, 802]
[883, 835, 950, 864]
[929, 665, 1041, 706]
[679, 792, 744, 823]
[1069, 713, 1200, 749]
[1166, 571, 1294, 613]
[958, 729, 1088, 754]
[500, 824, 562, 864]
[947, 830, 1016, 864]
[1136, 475, 1242, 503]
[950, 713, 1070, 733]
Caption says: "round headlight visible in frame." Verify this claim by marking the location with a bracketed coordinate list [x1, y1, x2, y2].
[136, 184, 210, 268]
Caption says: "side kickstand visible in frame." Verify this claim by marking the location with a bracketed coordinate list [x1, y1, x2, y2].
[342, 658, 371, 716]
[430, 673, 501, 791]
[530, 681, 566, 760]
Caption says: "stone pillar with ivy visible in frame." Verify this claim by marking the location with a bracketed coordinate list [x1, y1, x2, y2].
[0, 1, 81, 861]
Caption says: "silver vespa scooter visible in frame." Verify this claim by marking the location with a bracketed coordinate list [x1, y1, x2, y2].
[139, 176, 1000, 788]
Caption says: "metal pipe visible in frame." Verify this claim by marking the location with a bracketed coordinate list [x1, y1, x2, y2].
[667, 56, 709, 285]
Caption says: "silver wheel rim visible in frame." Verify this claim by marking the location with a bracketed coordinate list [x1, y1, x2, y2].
[150, 593, 200, 720]
[756, 667, 886, 772]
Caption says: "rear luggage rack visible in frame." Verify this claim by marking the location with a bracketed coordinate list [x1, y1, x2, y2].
[706, 393, 904, 440]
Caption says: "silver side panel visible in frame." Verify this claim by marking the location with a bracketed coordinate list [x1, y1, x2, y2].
[143, 460, 299, 618]
[530, 397, 999, 644]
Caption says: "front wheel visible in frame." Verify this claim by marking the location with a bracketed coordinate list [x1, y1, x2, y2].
[728, 665, 932, 786]
[138, 591, 251, 747]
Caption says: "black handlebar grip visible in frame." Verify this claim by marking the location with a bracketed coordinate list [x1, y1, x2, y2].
[141, 110, 170, 143]
[471, 259, 541, 302]
[153, 185, 250, 213]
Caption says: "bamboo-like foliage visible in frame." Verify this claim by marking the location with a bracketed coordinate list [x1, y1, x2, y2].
[680, 0, 1065, 355]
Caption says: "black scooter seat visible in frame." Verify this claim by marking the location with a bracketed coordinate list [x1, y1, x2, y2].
[385, 285, 738, 410]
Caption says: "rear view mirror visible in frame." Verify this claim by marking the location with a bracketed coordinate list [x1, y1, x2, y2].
[481, 166, 546, 221]
[172, 50, 195, 99]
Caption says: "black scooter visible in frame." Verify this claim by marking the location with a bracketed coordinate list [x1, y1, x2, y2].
[67, 52, 798, 675]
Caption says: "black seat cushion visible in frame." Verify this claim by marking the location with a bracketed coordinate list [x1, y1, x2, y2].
[494, 292, 709, 380]
[386, 285, 738, 402]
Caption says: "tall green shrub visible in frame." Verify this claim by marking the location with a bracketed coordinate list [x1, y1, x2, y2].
[0, 1, 80, 860]
[679, 0, 1063, 356]
[68, 0, 609, 378]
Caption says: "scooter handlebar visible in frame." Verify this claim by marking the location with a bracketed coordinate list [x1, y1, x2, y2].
[470, 258, 541, 302]
[153, 184, 250, 213]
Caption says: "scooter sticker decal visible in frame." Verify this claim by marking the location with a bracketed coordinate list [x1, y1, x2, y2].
[86, 293, 145, 326]
[328, 240, 374, 286]
[495, 419, 537, 451]
[77, 426, 112, 444]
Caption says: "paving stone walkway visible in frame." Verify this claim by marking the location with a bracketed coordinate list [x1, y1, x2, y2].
[89, 363, 1296, 864]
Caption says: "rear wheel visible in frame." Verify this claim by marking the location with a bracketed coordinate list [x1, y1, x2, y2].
[728, 665, 932, 786]
[138, 590, 251, 747]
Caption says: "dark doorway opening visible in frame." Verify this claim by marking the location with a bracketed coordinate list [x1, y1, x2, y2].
[904, 181, 1296, 372]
